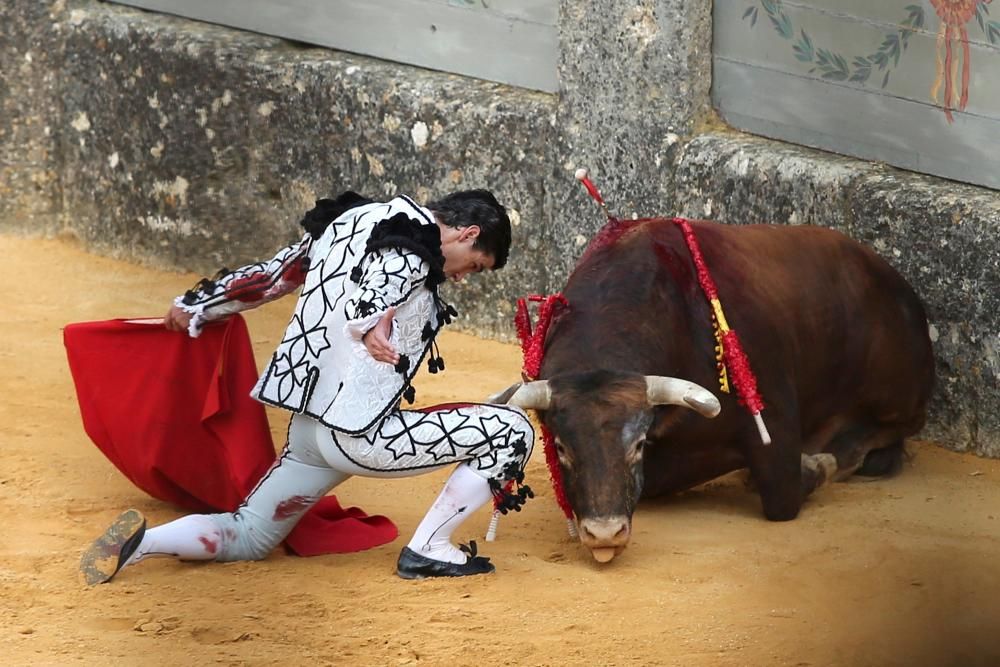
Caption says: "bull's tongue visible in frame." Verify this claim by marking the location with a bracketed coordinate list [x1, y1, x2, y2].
[590, 547, 617, 563]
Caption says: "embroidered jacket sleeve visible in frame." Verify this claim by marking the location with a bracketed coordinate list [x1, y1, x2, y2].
[344, 247, 430, 341]
[175, 234, 313, 337]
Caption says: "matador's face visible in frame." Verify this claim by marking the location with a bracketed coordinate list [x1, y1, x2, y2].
[440, 225, 495, 282]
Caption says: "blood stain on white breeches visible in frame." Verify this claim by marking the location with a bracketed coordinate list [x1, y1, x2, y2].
[198, 536, 219, 555]
[273, 495, 313, 521]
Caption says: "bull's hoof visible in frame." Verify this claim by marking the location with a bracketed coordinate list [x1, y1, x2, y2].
[761, 503, 801, 522]
[396, 547, 495, 580]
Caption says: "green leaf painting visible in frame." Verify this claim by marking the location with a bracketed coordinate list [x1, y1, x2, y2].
[742, 1, 923, 89]
[742, 1, 997, 122]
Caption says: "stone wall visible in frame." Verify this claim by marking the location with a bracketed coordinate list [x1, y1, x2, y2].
[2, 0, 556, 334]
[1, 0, 997, 456]
[0, 1, 64, 234]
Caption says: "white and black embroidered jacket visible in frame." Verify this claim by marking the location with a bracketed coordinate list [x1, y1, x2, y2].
[175, 194, 455, 434]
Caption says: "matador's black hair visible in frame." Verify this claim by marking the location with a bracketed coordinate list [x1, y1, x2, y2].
[427, 189, 512, 270]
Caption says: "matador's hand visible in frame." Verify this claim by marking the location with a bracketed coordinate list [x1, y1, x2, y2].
[164, 304, 194, 333]
[363, 307, 400, 365]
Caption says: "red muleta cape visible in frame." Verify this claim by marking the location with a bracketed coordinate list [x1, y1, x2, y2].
[63, 314, 397, 556]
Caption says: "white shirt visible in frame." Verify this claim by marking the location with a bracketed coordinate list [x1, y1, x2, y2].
[176, 195, 450, 434]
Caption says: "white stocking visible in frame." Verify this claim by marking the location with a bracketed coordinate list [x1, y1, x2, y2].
[125, 514, 223, 566]
[406, 464, 493, 564]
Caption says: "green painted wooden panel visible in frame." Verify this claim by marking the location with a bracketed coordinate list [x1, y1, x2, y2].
[107, 0, 559, 92]
[714, 0, 1000, 189]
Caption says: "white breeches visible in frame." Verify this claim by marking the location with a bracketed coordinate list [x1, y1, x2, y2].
[209, 404, 533, 561]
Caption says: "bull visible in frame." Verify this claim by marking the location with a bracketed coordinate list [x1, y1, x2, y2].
[495, 218, 934, 563]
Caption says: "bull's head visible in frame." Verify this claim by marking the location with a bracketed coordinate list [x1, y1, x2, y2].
[490, 370, 719, 563]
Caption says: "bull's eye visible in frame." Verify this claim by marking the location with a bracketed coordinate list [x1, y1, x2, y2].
[554, 440, 570, 464]
[627, 439, 647, 464]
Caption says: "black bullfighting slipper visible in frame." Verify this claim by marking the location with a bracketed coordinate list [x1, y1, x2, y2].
[79, 509, 146, 586]
[396, 544, 495, 580]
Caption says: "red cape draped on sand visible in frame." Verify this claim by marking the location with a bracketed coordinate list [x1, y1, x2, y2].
[63, 314, 397, 556]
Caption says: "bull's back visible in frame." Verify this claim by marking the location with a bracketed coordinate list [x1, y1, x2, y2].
[558, 218, 934, 433]
[653, 220, 934, 432]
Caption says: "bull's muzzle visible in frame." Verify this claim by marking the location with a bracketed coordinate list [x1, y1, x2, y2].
[578, 516, 631, 563]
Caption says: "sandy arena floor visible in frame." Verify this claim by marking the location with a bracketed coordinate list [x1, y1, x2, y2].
[1, 234, 999, 666]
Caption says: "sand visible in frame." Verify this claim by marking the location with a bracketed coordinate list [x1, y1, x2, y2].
[1, 234, 999, 667]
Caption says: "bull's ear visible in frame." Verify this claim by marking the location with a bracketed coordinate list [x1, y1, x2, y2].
[645, 376, 721, 418]
[485, 382, 523, 404]
[505, 381, 552, 411]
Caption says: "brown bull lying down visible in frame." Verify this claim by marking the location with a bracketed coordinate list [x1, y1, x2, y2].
[494, 219, 934, 563]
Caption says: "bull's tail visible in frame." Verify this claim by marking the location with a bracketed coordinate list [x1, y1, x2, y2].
[855, 439, 909, 478]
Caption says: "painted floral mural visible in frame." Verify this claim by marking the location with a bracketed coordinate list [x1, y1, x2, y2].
[744, 1, 1000, 122]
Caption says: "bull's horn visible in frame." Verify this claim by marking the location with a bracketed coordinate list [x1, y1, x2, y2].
[485, 382, 523, 405]
[644, 377, 721, 418]
[505, 381, 552, 410]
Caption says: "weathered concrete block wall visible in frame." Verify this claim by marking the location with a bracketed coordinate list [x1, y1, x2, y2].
[0, 1, 64, 234]
[68, 2, 558, 334]
[4, 0, 555, 335]
[2, 0, 998, 457]
[547, 0, 713, 280]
